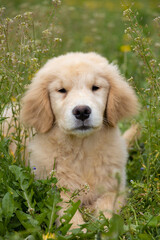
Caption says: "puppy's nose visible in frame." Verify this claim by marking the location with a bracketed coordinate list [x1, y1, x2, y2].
[72, 105, 91, 121]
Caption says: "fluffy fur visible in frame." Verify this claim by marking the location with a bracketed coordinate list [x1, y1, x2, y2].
[21, 52, 139, 227]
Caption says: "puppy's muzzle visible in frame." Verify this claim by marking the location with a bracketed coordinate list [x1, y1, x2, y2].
[72, 105, 91, 121]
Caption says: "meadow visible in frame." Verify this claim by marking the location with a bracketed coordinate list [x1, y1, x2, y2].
[0, 0, 160, 239]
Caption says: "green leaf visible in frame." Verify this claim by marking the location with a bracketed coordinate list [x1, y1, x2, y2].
[47, 191, 61, 232]
[2, 192, 14, 224]
[9, 165, 22, 181]
[0, 206, 2, 222]
[9, 165, 35, 214]
[59, 200, 81, 235]
[36, 186, 61, 233]
[138, 234, 152, 240]
[104, 214, 124, 239]
[147, 216, 160, 227]
[35, 212, 47, 225]
[16, 210, 40, 230]
[0, 221, 5, 236]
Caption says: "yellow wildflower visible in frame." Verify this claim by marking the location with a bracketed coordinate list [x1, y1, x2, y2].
[142, 164, 146, 169]
[28, 74, 33, 81]
[10, 150, 15, 157]
[11, 96, 17, 102]
[10, 150, 16, 163]
[155, 152, 159, 159]
[154, 178, 159, 181]
[42, 233, 56, 240]
[120, 45, 131, 53]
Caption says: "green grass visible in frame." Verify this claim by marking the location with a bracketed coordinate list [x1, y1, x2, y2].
[0, 0, 160, 239]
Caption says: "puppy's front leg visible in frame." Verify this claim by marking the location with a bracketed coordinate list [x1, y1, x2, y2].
[94, 192, 125, 219]
[57, 192, 84, 230]
[56, 168, 87, 228]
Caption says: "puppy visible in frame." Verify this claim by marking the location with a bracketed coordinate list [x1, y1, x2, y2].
[20, 52, 139, 227]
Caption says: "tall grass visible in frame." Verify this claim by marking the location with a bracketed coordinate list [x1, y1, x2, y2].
[0, 0, 160, 239]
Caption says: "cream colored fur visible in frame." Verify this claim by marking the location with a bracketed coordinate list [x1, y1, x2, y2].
[20, 52, 139, 227]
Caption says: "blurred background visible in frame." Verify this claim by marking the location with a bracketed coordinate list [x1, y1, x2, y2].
[1, 0, 160, 83]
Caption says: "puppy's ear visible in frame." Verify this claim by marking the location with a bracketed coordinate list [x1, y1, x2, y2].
[21, 77, 54, 133]
[105, 65, 139, 127]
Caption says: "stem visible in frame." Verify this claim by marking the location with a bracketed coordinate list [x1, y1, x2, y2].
[20, 180, 34, 216]
[48, 200, 56, 233]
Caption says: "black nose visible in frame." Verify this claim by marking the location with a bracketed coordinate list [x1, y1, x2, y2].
[72, 105, 92, 121]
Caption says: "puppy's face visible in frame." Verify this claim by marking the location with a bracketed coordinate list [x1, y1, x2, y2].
[49, 66, 109, 136]
[21, 52, 139, 136]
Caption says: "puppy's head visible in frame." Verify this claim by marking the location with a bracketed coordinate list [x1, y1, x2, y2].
[21, 52, 139, 136]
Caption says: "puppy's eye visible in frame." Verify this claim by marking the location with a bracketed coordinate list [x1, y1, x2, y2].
[92, 85, 100, 91]
[58, 88, 67, 93]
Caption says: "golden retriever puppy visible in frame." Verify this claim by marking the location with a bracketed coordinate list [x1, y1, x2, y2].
[21, 52, 139, 227]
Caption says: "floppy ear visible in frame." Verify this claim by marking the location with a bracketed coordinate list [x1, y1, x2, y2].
[21, 78, 54, 133]
[105, 65, 139, 127]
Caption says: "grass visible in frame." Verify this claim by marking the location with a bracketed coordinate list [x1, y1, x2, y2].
[0, 0, 160, 239]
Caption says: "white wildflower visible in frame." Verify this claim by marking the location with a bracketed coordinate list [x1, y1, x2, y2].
[54, 37, 62, 42]
[42, 29, 52, 37]
[52, 0, 61, 5]
[24, 12, 33, 16]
